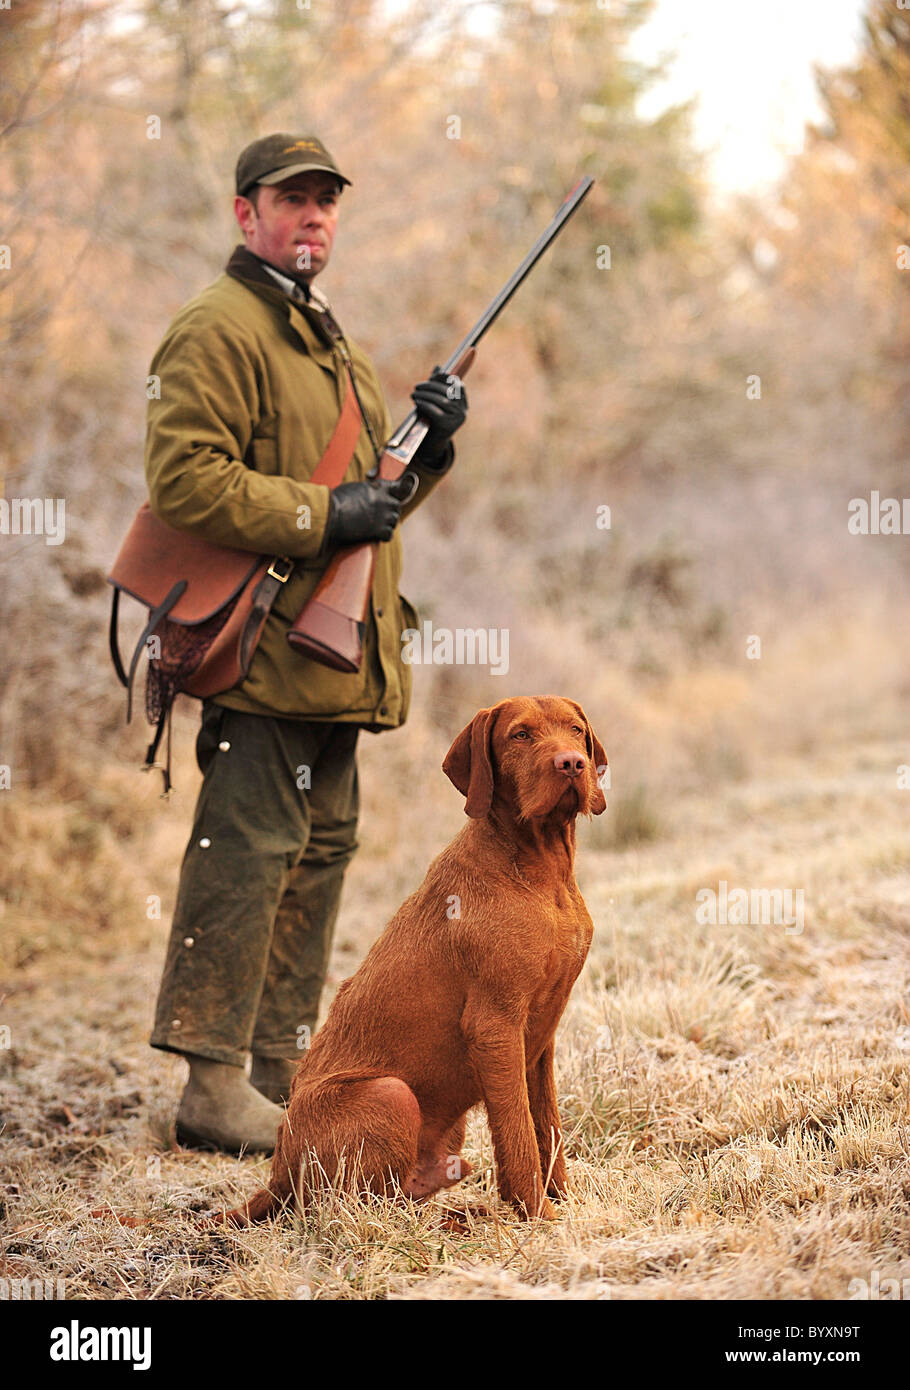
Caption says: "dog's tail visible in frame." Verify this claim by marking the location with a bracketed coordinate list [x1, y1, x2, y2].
[212, 1170, 294, 1228]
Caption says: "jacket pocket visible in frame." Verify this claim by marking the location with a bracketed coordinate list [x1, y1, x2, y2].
[195, 701, 228, 775]
[398, 593, 419, 723]
[398, 593, 420, 636]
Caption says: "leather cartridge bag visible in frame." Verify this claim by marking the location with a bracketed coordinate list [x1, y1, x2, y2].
[108, 509, 294, 791]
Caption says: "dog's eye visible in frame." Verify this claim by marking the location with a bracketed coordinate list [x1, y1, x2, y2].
[511, 730, 530, 740]
[572, 725, 585, 737]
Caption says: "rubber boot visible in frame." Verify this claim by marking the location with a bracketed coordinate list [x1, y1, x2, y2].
[175, 1055, 284, 1155]
[249, 1055, 298, 1106]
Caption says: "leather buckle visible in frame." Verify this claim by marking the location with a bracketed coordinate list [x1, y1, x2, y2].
[267, 558, 293, 583]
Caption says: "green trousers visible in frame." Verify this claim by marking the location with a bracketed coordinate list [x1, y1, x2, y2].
[150, 701, 360, 1067]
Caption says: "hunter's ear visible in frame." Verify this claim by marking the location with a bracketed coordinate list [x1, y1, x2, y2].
[567, 700, 608, 816]
[443, 707, 497, 818]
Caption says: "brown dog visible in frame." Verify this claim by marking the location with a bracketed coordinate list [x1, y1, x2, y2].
[219, 695, 607, 1225]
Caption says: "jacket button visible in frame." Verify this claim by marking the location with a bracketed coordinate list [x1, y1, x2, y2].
[380, 705, 388, 716]
[219, 740, 231, 752]
[171, 1019, 182, 1030]
[199, 837, 212, 849]
[183, 937, 194, 948]
[377, 607, 384, 618]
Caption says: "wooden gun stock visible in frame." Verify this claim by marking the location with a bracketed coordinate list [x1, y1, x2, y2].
[287, 176, 594, 672]
[286, 541, 377, 673]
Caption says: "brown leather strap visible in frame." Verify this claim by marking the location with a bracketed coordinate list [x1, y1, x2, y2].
[310, 371, 362, 488]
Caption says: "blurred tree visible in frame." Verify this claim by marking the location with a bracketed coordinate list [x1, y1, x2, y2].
[765, 0, 910, 486]
[812, 0, 910, 239]
[0, 0, 88, 485]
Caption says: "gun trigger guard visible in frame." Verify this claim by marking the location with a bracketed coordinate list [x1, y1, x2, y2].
[397, 470, 419, 504]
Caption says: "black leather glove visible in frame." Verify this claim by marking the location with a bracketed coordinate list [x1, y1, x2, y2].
[411, 367, 468, 463]
[324, 478, 410, 546]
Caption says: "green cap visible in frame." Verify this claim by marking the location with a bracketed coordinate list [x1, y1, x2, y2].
[235, 133, 351, 196]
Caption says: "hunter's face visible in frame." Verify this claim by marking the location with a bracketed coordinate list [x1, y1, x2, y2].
[234, 170, 341, 280]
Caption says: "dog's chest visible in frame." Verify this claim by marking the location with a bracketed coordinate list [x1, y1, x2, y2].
[547, 883, 593, 962]
[526, 893, 592, 1025]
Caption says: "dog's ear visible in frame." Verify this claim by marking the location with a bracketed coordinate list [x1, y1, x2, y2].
[567, 700, 608, 816]
[443, 707, 497, 818]
[588, 729, 608, 815]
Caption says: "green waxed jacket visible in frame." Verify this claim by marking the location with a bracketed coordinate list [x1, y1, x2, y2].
[144, 246, 451, 728]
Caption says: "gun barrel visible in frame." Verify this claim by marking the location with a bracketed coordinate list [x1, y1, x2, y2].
[387, 176, 594, 448]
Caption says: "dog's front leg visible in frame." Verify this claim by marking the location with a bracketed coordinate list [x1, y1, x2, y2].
[527, 1040, 568, 1198]
[463, 1001, 555, 1220]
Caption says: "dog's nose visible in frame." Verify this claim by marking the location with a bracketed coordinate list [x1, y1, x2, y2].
[554, 751, 586, 778]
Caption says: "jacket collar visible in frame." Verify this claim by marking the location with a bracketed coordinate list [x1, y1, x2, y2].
[225, 244, 339, 360]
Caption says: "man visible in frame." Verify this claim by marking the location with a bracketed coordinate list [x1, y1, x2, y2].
[146, 134, 467, 1153]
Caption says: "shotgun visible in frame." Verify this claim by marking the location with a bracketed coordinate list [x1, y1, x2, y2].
[287, 175, 595, 673]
